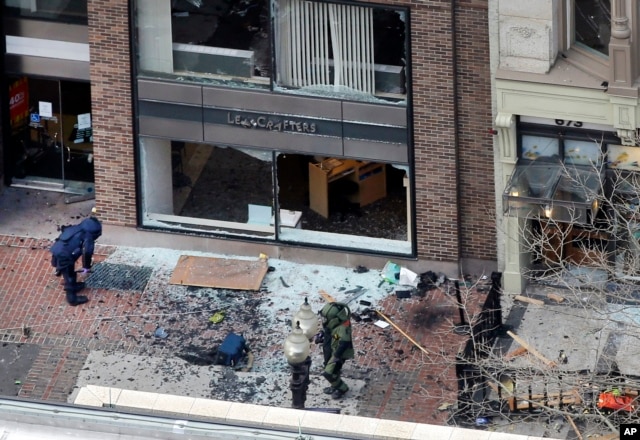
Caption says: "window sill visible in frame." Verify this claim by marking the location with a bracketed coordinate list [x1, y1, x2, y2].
[560, 47, 608, 82]
[496, 57, 605, 91]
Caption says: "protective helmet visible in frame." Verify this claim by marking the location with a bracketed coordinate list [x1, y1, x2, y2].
[320, 302, 350, 329]
[81, 216, 102, 240]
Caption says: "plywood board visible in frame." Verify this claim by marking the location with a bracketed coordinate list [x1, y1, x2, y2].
[169, 255, 268, 290]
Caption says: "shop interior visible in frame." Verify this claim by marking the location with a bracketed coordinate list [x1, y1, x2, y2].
[6, 76, 94, 196]
[167, 142, 409, 243]
[523, 169, 640, 280]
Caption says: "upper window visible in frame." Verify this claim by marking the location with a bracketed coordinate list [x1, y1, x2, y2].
[135, 0, 407, 104]
[574, 0, 611, 57]
[4, 0, 87, 25]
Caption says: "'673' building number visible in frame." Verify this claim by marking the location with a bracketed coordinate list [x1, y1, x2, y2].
[555, 119, 583, 127]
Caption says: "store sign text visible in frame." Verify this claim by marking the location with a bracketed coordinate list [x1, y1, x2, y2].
[227, 112, 317, 133]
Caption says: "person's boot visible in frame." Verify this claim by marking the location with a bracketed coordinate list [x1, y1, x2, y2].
[72, 295, 89, 306]
[66, 291, 88, 306]
[66, 291, 76, 305]
[323, 386, 335, 395]
[331, 388, 347, 399]
[72, 282, 86, 292]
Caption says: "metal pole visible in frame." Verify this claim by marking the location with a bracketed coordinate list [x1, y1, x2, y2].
[289, 356, 311, 409]
[453, 280, 471, 334]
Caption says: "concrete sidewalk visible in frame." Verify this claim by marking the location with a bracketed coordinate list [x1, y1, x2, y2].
[0, 187, 556, 438]
[0, 234, 481, 426]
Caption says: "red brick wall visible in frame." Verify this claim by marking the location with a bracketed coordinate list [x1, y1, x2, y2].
[454, 1, 496, 260]
[88, 0, 136, 226]
[409, 1, 461, 261]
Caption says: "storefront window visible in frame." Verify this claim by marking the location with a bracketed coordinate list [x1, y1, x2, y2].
[521, 135, 559, 159]
[564, 139, 602, 166]
[134, 0, 407, 104]
[4, 0, 87, 24]
[140, 139, 411, 255]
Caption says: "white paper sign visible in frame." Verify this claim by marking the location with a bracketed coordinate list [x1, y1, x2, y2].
[39, 101, 52, 118]
[399, 267, 419, 287]
[77, 113, 91, 130]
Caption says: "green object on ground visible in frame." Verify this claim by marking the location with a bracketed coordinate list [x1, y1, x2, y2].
[209, 311, 225, 324]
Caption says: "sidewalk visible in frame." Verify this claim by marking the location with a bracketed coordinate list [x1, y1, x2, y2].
[0, 231, 487, 426]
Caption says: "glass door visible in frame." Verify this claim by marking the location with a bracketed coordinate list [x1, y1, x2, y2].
[59, 80, 95, 200]
[7, 77, 94, 202]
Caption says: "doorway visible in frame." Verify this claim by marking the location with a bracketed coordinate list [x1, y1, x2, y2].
[7, 76, 94, 202]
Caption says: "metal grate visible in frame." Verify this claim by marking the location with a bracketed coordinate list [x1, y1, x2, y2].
[85, 263, 152, 292]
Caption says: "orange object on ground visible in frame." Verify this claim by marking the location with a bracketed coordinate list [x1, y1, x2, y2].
[597, 392, 635, 412]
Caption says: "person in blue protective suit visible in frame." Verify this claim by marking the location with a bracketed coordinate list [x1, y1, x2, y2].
[50, 214, 102, 306]
[318, 302, 354, 399]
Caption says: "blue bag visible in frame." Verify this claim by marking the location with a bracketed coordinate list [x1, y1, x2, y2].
[215, 333, 247, 366]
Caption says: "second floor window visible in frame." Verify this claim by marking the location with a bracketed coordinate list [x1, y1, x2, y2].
[135, 0, 407, 104]
[4, 0, 88, 25]
[574, 0, 611, 56]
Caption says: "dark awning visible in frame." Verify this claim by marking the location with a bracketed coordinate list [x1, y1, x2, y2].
[504, 160, 602, 224]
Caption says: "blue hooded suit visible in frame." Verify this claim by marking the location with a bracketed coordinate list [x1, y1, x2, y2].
[50, 217, 102, 305]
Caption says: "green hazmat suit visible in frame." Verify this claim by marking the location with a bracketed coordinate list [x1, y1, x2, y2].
[320, 302, 354, 395]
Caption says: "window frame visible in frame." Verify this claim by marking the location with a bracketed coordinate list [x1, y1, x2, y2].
[560, 0, 611, 80]
[132, 0, 408, 104]
[3, 0, 88, 25]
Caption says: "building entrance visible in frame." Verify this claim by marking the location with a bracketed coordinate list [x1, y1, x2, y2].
[7, 76, 94, 201]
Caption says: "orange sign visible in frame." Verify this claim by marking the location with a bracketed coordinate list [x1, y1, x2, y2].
[9, 77, 29, 128]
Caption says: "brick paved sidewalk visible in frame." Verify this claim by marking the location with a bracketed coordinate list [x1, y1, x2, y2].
[0, 235, 484, 426]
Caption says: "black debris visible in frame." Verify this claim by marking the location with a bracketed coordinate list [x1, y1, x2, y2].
[395, 290, 411, 299]
[354, 265, 369, 273]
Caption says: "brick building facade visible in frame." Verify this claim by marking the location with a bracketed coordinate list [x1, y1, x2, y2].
[2, 0, 495, 276]
[492, 0, 640, 293]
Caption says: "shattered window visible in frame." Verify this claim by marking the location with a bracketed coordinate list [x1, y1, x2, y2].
[134, 0, 406, 102]
[4, 0, 88, 24]
[140, 138, 412, 255]
[136, 0, 270, 87]
[273, 1, 406, 100]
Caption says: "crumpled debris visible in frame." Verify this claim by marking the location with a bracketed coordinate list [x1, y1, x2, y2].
[209, 311, 225, 324]
[154, 327, 168, 339]
[382, 261, 400, 284]
[399, 267, 419, 287]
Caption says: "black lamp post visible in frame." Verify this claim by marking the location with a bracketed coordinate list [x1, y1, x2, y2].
[283, 297, 319, 409]
[283, 321, 312, 409]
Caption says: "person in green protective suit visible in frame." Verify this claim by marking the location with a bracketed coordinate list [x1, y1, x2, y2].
[318, 302, 354, 399]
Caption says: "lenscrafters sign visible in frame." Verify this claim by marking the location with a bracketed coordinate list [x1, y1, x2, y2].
[227, 112, 317, 133]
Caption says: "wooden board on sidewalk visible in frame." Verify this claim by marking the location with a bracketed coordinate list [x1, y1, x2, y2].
[169, 255, 268, 290]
